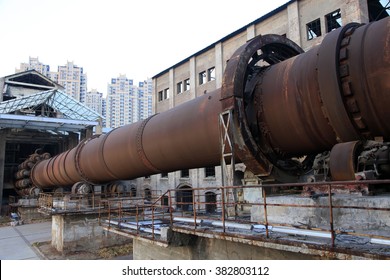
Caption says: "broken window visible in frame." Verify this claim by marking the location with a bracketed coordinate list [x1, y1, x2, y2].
[163, 88, 169, 99]
[144, 188, 152, 201]
[181, 169, 189, 178]
[177, 81, 183, 94]
[367, 0, 390, 21]
[326, 9, 342, 32]
[205, 166, 216, 178]
[184, 78, 190, 91]
[307, 18, 322, 40]
[161, 195, 169, 206]
[130, 187, 137, 197]
[207, 67, 216, 82]
[199, 71, 206, 85]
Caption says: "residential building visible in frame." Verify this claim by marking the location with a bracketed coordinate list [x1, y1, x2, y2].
[85, 89, 104, 116]
[137, 79, 153, 121]
[56, 61, 87, 103]
[15, 57, 51, 77]
[105, 75, 153, 128]
[16, 58, 88, 103]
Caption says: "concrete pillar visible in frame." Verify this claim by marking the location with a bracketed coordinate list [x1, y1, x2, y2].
[189, 57, 197, 99]
[51, 215, 64, 252]
[153, 78, 158, 114]
[287, 0, 302, 47]
[246, 24, 256, 41]
[214, 42, 223, 89]
[0, 132, 5, 214]
[95, 117, 103, 135]
[85, 126, 93, 139]
[66, 132, 79, 150]
[344, 0, 370, 24]
[80, 129, 87, 141]
[169, 68, 174, 109]
[0, 77, 5, 101]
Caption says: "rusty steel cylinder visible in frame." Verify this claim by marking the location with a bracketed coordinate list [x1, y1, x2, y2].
[255, 19, 390, 157]
[30, 17, 390, 188]
[31, 93, 222, 187]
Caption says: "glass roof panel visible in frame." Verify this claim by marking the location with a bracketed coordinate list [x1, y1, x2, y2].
[0, 89, 102, 121]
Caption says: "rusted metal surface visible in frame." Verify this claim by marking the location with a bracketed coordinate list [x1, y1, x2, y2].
[251, 18, 390, 180]
[221, 34, 304, 176]
[28, 18, 390, 188]
[330, 141, 360, 181]
[317, 23, 362, 142]
[31, 92, 222, 187]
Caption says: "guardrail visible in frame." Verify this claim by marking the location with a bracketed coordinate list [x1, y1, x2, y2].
[103, 180, 390, 252]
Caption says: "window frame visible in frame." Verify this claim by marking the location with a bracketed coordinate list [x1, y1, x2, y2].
[205, 166, 216, 178]
[306, 18, 322, 40]
[184, 78, 190, 91]
[199, 71, 206, 85]
[325, 9, 342, 33]
[207, 67, 216, 82]
[177, 81, 183, 94]
[181, 169, 190, 178]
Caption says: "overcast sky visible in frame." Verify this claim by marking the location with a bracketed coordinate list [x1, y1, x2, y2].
[0, 0, 289, 95]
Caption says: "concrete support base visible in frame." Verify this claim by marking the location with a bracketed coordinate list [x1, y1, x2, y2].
[17, 199, 48, 222]
[133, 231, 318, 260]
[251, 194, 390, 236]
[51, 213, 131, 254]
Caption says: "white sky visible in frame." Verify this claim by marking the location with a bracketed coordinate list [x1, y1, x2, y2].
[0, 0, 289, 95]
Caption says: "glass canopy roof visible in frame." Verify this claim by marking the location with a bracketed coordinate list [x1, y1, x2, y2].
[0, 90, 102, 132]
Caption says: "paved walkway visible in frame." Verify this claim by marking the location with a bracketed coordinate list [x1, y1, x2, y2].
[0, 221, 51, 260]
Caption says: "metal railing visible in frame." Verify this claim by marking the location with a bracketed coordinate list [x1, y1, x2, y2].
[38, 192, 101, 213]
[37, 189, 163, 214]
[103, 180, 390, 253]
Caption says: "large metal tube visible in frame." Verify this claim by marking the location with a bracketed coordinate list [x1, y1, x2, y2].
[31, 91, 222, 187]
[252, 18, 390, 158]
[30, 17, 390, 188]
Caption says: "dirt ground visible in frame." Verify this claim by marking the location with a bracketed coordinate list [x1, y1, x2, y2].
[1, 215, 133, 260]
[34, 241, 133, 260]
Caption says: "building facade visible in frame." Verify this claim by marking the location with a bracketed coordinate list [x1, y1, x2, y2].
[137, 79, 153, 121]
[127, 0, 389, 204]
[16, 58, 88, 103]
[105, 75, 153, 128]
[85, 88, 104, 116]
[56, 61, 87, 103]
[15, 57, 51, 77]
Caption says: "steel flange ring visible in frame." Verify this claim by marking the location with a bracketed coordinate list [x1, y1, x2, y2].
[221, 34, 304, 176]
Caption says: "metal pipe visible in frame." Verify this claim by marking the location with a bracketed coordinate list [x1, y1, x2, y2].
[253, 19, 390, 157]
[30, 18, 390, 188]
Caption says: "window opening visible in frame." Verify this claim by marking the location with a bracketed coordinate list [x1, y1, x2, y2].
[307, 18, 321, 40]
[184, 78, 190, 91]
[205, 166, 216, 177]
[325, 9, 342, 32]
[367, 0, 390, 21]
[207, 67, 216, 82]
[177, 81, 183, 94]
[205, 191, 217, 214]
[181, 169, 189, 178]
[199, 71, 206, 85]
